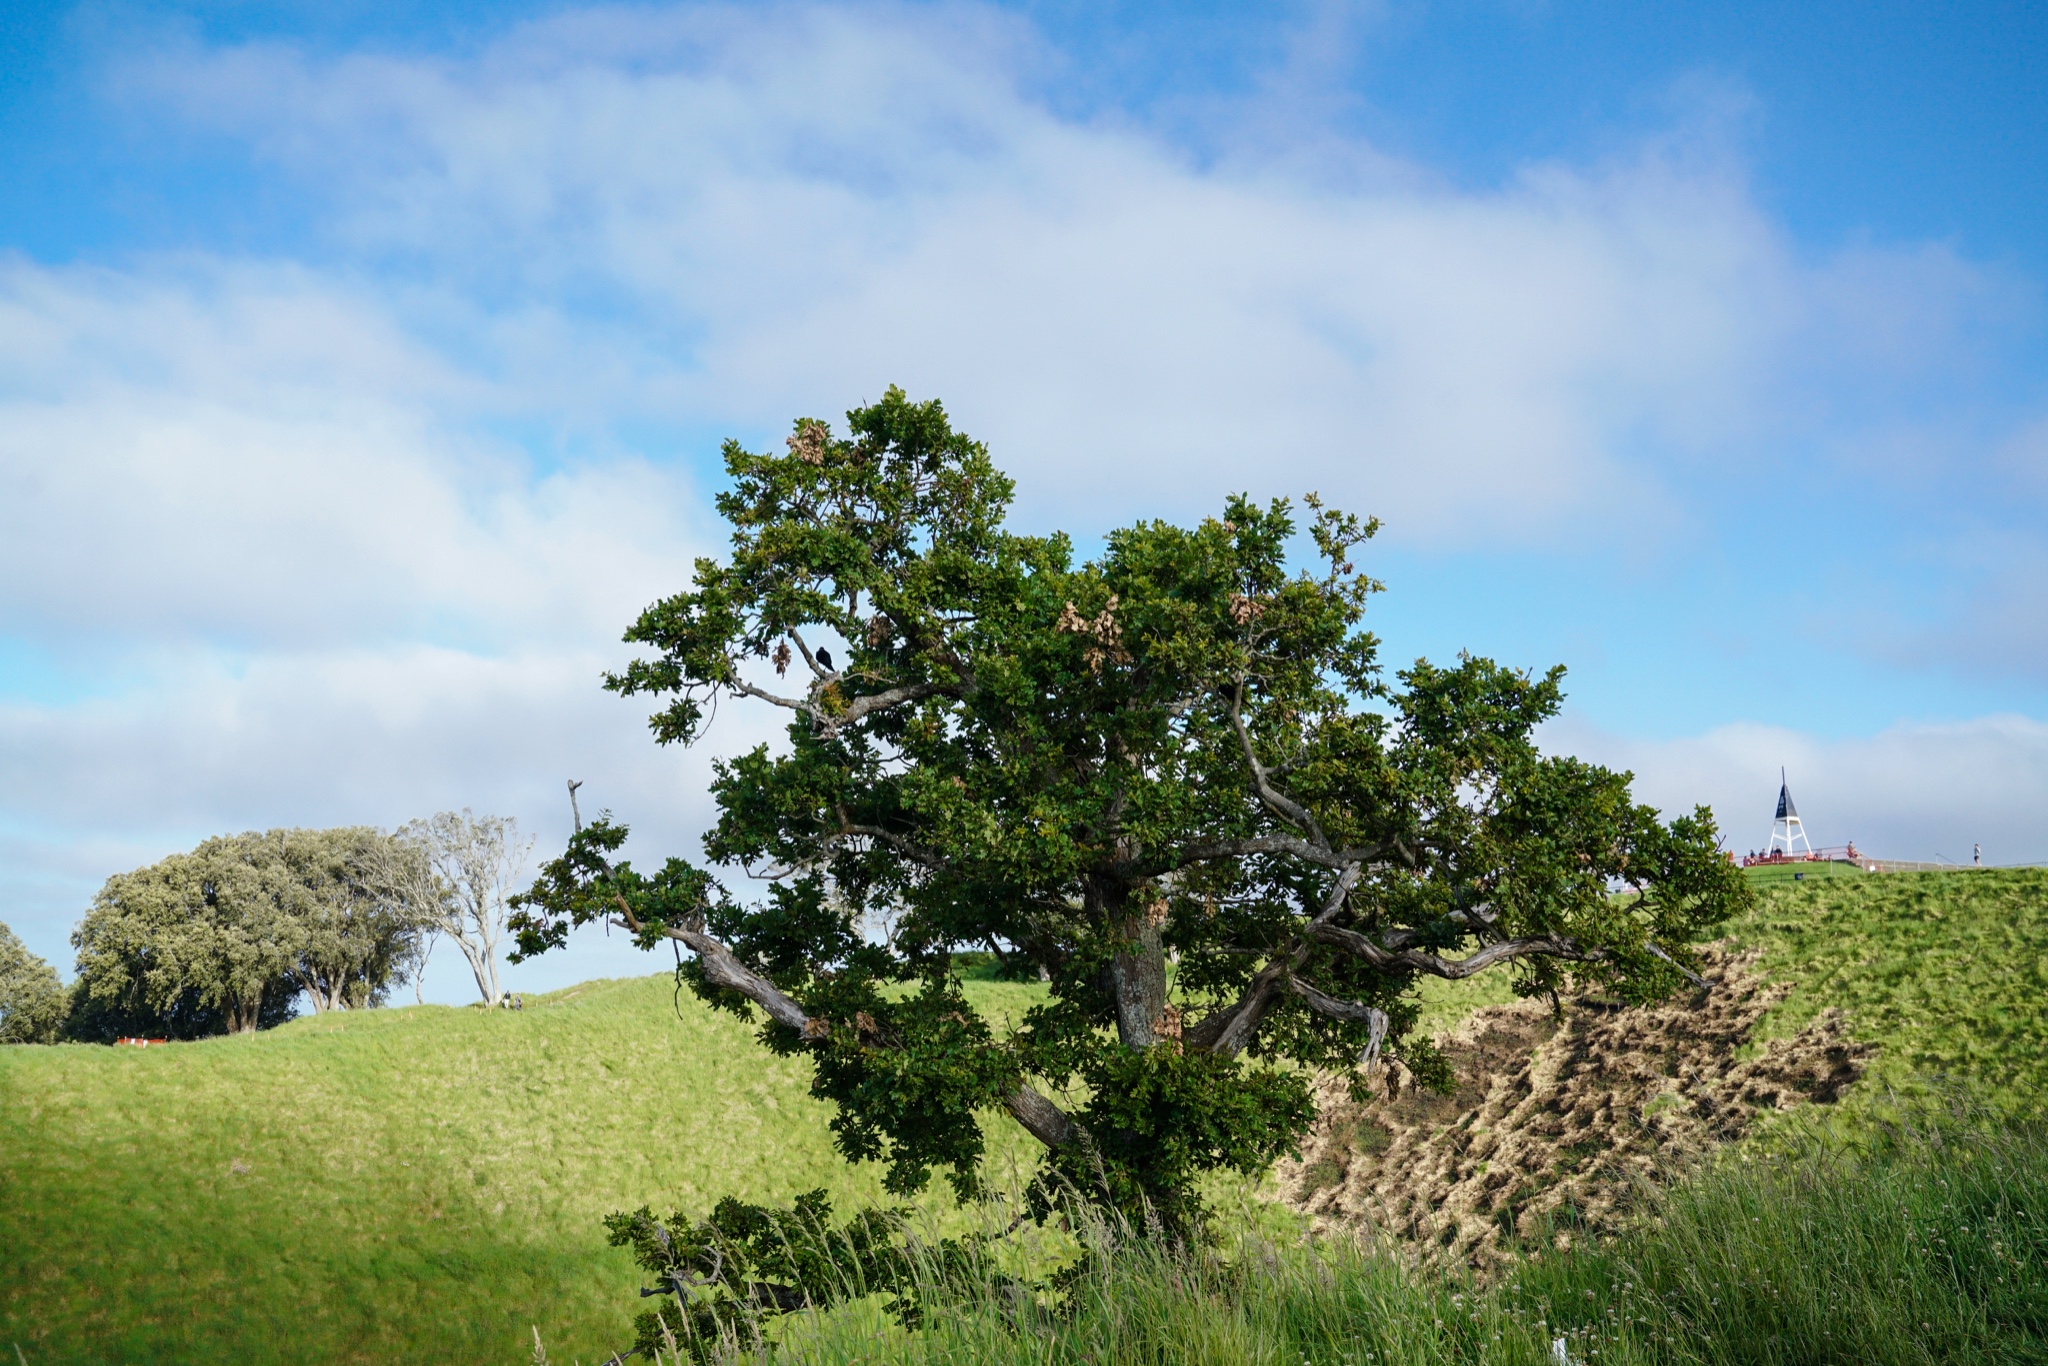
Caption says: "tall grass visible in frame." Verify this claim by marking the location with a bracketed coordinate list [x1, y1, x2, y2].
[655, 1105, 2046, 1366]
[1513, 1103, 2048, 1365]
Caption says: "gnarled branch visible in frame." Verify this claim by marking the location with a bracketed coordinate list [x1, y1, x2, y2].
[1187, 959, 1292, 1058]
[1227, 678, 1329, 848]
[833, 819, 947, 869]
[1288, 976, 1383, 1023]
[568, 782, 1085, 1154]
[1288, 977, 1390, 1069]
[1172, 835, 1387, 871]
[1310, 921, 1606, 979]
[727, 674, 966, 740]
[1185, 864, 1360, 1058]
[1003, 1082, 1078, 1149]
[1646, 942, 1710, 989]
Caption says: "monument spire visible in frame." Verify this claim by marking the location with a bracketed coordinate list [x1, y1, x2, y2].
[1767, 768, 1812, 856]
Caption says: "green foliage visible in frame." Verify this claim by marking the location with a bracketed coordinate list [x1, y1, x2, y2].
[1032, 1042, 1315, 1236]
[69, 840, 303, 1038]
[513, 388, 1748, 1247]
[606, 1190, 1004, 1362]
[68, 827, 433, 1038]
[272, 825, 436, 1011]
[0, 920, 66, 1044]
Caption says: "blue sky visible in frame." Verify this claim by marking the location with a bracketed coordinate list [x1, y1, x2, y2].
[3, 1, 2045, 1001]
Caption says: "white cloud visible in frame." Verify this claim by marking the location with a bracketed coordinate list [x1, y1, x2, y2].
[1549, 711, 2048, 866]
[0, 257, 733, 990]
[0, 258, 705, 647]
[7, 1, 2042, 996]
[110, 3, 2014, 543]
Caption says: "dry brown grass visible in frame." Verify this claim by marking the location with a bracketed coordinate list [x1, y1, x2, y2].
[1279, 947, 1875, 1267]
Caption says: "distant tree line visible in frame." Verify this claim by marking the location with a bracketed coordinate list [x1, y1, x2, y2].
[0, 810, 530, 1044]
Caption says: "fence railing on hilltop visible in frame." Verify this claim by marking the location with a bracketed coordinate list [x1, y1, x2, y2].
[1739, 846, 1997, 875]
[1736, 849, 2035, 875]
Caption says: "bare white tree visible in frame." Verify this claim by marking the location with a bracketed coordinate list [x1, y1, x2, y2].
[393, 810, 533, 1008]
[407, 932, 434, 1006]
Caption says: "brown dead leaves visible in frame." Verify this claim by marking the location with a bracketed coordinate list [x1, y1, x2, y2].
[1057, 594, 1130, 673]
[787, 419, 828, 465]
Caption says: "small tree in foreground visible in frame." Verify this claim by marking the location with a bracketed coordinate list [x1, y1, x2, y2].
[513, 389, 1748, 1256]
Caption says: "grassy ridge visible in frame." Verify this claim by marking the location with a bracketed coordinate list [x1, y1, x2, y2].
[0, 971, 1046, 1365]
[4, 870, 2043, 1364]
[1401, 868, 2048, 1096]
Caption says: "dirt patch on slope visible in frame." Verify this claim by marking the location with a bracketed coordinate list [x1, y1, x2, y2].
[1277, 947, 1874, 1268]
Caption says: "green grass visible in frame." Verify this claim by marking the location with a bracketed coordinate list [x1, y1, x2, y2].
[1720, 867, 2048, 1119]
[6, 869, 2044, 1364]
[1407, 969, 1527, 1041]
[0, 971, 1047, 1366]
[738, 1103, 2048, 1366]
[1738, 859, 1867, 885]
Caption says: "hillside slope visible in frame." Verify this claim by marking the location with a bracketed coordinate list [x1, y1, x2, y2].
[6, 870, 2042, 1364]
[1730, 867, 2048, 1115]
[0, 970, 1046, 1366]
[1281, 868, 2048, 1256]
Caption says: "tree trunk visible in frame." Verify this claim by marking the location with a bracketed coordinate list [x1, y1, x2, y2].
[456, 936, 501, 1008]
[299, 974, 344, 1012]
[1107, 882, 1168, 1050]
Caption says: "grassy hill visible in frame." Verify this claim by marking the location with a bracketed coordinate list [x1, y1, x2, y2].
[4, 868, 2042, 1364]
[1728, 867, 2048, 1119]
[0, 969, 1047, 1365]
[1400, 867, 2048, 1120]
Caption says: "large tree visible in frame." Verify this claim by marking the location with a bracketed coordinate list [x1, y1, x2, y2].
[513, 388, 1748, 1236]
[73, 838, 303, 1036]
[271, 827, 438, 1012]
[72, 827, 435, 1036]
